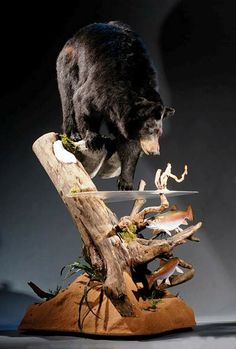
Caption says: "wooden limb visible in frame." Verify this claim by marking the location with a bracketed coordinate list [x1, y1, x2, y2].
[28, 282, 54, 300]
[167, 222, 202, 248]
[155, 163, 188, 190]
[154, 169, 162, 189]
[128, 239, 170, 265]
[188, 235, 200, 242]
[170, 269, 195, 286]
[168, 164, 188, 183]
[130, 180, 146, 217]
[178, 258, 193, 269]
[135, 194, 169, 221]
[83, 244, 104, 271]
[129, 223, 202, 266]
[32, 132, 135, 316]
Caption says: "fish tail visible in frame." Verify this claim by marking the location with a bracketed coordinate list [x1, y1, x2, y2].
[187, 205, 193, 221]
[146, 274, 155, 289]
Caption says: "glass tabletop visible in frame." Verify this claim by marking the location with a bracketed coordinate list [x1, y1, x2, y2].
[67, 190, 198, 202]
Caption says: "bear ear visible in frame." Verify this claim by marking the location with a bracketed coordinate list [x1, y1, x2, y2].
[134, 97, 160, 119]
[134, 97, 154, 108]
[163, 106, 175, 119]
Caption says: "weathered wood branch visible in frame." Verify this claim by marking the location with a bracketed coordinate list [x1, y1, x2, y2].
[130, 180, 146, 217]
[128, 223, 202, 266]
[115, 193, 169, 233]
[135, 193, 169, 221]
[155, 163, 188, 190]
[33, 132, 134, 316]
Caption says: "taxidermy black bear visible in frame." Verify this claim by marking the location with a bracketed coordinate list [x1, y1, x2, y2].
[57, 21, 175, 190]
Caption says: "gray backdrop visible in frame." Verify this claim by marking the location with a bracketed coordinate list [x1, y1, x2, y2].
[1, 0, 236, 329]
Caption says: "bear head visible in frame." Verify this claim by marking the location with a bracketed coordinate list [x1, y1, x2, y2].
[128, 97, 175, 155]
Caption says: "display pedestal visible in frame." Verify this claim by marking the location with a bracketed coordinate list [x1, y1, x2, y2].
[19, 273, 195, 336]
[19, 132, 201, 337]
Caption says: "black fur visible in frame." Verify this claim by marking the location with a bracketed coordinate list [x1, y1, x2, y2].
[56, 21, 174, 190]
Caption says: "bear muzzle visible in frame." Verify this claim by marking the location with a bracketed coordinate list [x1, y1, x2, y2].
[140, 136, 160, 155]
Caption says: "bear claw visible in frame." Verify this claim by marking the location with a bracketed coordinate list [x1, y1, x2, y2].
[117, 178, 133, 191]
[69, 131, 81, 142]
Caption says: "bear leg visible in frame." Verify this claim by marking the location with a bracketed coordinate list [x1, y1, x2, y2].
[56, 46, 79, 140]
[73, 91, 105, 151]
[117, 139, 141, 190]
[84, 131, 105, 151]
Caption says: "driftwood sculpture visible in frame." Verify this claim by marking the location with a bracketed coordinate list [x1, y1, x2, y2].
[19, 132, 202, 336]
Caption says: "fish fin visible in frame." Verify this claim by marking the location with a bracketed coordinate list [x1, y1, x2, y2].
[182, 219, 188, 225]
[146, 225, 156, 230]
[164, 229, 172, 236]
[146, 221, 158, 229]
[187, 205, 193, 221]
[157, 279, 163, 286]
[146, 274, 154, 289]
[152, 229, 161, 236]
[165, 277, 171, 285]
[159, 259, 166, 266]
[176, 266, 184, 274]
[170, 204, 177, 211]
[176, 227, 183, 232]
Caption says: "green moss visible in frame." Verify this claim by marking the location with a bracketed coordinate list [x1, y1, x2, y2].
[59, 134, 82, 159]
[143, 298, 162, 311]
[127, 224, 137, 234]
[143, 289, 163, 311]
[120, 224, 137, 242]
[121, 231, 136, 242]
[70, 186, 81, 194]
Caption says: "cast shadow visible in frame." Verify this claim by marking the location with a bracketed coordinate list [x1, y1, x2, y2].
[1, 322, 235, 341]
[0, 282, 38, 330]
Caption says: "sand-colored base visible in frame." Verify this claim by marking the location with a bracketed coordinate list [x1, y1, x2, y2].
[19, 273, 196, 336]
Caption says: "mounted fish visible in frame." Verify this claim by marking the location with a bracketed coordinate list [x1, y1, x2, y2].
[146, 205, 193, 236]
[146, 257, 184, 289]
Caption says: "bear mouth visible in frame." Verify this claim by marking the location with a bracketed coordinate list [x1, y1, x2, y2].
[143, 149, 160, 156]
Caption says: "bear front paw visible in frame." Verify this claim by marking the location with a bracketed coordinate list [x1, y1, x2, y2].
[117, 177, 133, 191]
[85, 134, 104, 151]
[69, 131, 81, 142]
